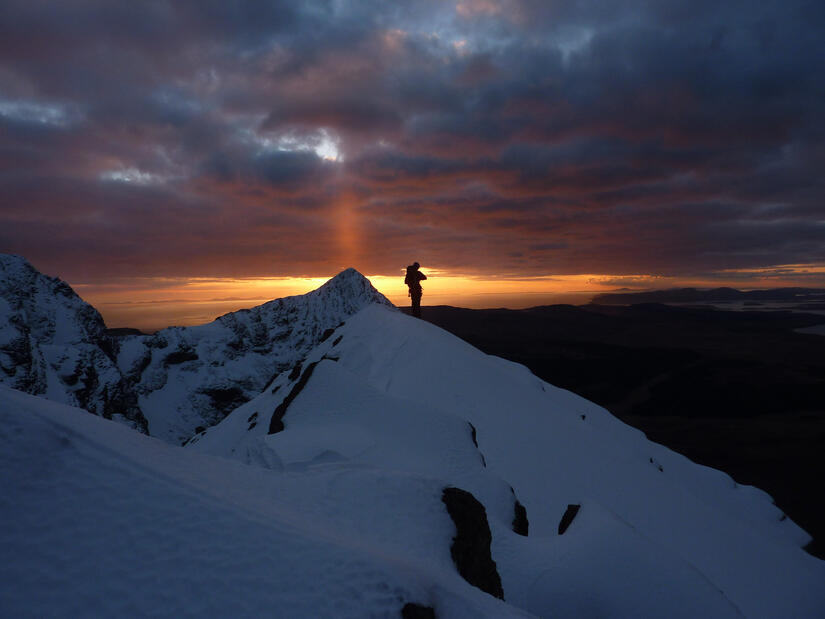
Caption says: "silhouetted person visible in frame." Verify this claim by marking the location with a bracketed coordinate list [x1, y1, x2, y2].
[405, 262, 427, 318]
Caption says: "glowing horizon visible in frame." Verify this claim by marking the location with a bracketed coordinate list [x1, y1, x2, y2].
[71, 263, 825, 332]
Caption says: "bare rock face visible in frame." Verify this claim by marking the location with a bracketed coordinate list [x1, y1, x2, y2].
[558, 504, 581, 535]
[512, 498, 529, 537]
[401, 602, 436, 618]
[441, 486, 504, 600]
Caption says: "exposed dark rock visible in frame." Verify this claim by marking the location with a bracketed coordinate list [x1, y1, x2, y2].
[288, 363, 302, 381]
[148, 336, 169, 349]
[247, 412, 258, 423]
[102, 386, 146, 431]
[468, 422, 478, 448]
[61, 372, 79, 386]
[467, 421, 486, 466]
[319, 327, 336, 342]
[332, 335, 343, 346]
[98, 336, 117, 362]
[73, 365, 100, 414]
[163, 350, 199, 366]
[105, 327, 146, 337]
[441, 487, 504, 600]
[200, 387, 248, 418]
[135, 352, 152, 377]
[266, 369, 281, 385]
[513, 499, 529, 536]
[558, 503, 581, 535]
[401, 602, 436, 619]
[268, 360, 322, 434]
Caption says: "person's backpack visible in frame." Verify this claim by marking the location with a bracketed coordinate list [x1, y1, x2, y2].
[404, 266, 415, 287]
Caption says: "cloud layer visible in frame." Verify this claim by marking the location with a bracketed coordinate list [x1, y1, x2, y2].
[1, 0, 824, 285]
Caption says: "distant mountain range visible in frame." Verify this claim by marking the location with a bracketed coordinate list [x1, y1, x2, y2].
[2, 253, 824, 617]
[592, 286, 825, 305]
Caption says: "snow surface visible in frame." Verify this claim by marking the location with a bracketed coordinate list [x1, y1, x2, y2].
[0, 386, 531, 619]
[191, 303, 825, 619]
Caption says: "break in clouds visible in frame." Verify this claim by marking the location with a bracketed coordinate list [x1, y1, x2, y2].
[1, 0, 823, 282]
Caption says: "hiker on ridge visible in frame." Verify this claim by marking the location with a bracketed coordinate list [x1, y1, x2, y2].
[405, 262, 427, 318]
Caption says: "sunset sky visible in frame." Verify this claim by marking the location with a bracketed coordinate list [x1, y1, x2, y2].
[1, 1, 824, 330]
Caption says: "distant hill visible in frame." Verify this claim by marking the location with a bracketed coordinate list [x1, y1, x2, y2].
[592, 287, 825, 305]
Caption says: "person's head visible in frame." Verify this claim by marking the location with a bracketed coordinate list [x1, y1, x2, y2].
[413, 262, 420, 269]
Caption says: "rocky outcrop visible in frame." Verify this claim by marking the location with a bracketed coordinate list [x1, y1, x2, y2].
[268, 360, 322, 434]
[512, 498, 529, 537]
[558, 504, 581, 535]
[441, 487, 504, 600]
[401, 602, 436, 618]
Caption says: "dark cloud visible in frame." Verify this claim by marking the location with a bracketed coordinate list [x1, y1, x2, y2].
[1, 0, 823, 285]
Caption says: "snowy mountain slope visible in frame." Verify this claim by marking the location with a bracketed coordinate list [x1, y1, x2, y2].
[0, 253, 392, 443]
[0, 254, 143, 428]
[126, 268, 393, 443]
[0, 385, 534, 619]
[191, 303, 825, 619]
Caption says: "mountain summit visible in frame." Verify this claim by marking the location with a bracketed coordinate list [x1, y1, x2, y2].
[128, 267, 392, 441]
[0, 255, 392, 442]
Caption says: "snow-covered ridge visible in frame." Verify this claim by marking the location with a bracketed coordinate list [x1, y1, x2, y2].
[0, 254, 393, 442]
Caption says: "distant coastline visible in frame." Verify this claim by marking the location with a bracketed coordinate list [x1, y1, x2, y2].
[591, 287, 825, 319]
[591, 286, 825, 306]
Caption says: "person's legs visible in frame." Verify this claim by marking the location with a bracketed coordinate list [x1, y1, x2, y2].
[411, 291, 422, 318]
